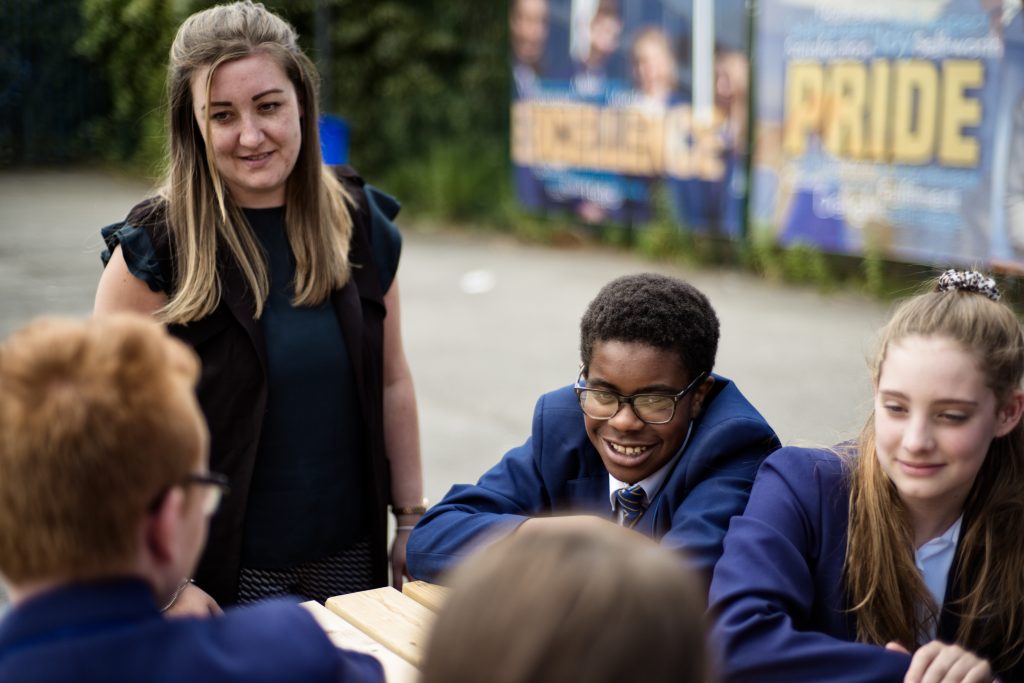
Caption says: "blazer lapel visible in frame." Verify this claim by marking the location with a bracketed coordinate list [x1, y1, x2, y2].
[634, 493, 671, 536]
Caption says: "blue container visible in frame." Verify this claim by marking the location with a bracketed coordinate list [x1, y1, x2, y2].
[318, 114, 349, 165]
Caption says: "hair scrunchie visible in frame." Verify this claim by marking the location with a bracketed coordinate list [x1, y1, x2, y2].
[935, 269, 1001, 302]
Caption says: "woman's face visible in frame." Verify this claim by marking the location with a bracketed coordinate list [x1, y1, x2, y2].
[874, 335, 1018, 535]
[191, 52, 303, 208]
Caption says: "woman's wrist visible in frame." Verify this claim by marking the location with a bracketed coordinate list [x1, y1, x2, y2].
[391, 498, 428, 516]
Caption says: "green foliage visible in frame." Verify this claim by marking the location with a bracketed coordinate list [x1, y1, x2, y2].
[507, 212, 552, 243]
[781, 243, 835, 290]
[76, 0, 179, 173]
[318, 0, 510, 215]
[731, 221, 839, 291]
[636, 187, 683, 260]
[636, 222, 687, 262]
[380, 139, 511, 221]
[738, 223, 784, 280]
[861, 247, 887, 298]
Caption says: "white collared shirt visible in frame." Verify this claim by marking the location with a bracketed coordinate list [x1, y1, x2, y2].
[608, 422, 694, 524]
[915, 515, 962, 639]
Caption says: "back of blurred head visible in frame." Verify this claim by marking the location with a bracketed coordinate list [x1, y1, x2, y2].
[421, 520, 710, 683]
[0, 315, 206, 599]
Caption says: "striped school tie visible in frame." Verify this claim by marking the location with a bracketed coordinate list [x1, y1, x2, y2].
[615, 484, 647, 528]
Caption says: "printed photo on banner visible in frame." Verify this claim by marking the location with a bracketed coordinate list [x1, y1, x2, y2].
[751, 0, 1024, 269]
[510, 0, 750, 237]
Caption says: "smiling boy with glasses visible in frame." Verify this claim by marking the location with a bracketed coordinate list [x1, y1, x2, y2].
[0, 315, 382, 683]
[407, 273, 780, 584]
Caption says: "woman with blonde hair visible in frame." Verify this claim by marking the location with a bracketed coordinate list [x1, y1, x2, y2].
[94, 0, 423, 613]
[421, 517, 710, 683]
[709, 270, 1024, 682]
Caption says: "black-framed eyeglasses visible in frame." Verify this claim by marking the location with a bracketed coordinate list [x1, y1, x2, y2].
[574, 371, 708, 425]
[149, 471, 230, 516]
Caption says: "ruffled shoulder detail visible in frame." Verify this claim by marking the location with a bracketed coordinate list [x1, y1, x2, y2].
[100, 197, 173, 294]
[363, 184, 402, 293]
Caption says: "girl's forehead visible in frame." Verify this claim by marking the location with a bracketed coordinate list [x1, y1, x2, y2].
[878, 335, 989, 396]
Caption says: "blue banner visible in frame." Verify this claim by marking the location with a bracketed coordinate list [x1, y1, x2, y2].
[510, 0, 750, 236]
[751, 0, 1024, 268]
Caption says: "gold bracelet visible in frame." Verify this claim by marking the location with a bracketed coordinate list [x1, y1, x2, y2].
[391, 499, 428, 516]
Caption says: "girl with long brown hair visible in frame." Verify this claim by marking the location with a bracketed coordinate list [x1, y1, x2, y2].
[709, 270, 1024, 682]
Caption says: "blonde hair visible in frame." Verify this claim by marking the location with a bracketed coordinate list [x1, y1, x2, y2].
[844, 283, 1024, 670]
[421, 522, 711, 683]
[0, 315, 205, 582]
[157, 0, 352, 324]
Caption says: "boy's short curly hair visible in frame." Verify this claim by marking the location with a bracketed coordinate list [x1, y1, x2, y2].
[579, 273, 719, 378]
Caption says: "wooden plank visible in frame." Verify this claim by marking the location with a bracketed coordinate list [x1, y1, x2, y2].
[300, 601, 419, 683]
[325, 587, 435, 667]
[401, 581, 449, 612]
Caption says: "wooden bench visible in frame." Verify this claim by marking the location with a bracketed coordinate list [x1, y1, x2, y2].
[303, 582, 451, 681]
[325, 587, 436, 667]
[300, 600, 419, 683]
[401, 580, 449, 612]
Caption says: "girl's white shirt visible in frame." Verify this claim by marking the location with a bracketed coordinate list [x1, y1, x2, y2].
[915, 514, 963, 640]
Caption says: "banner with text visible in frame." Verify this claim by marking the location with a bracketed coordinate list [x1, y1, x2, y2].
[751, 0, 1024, 267]
[510, 0, 750, 235]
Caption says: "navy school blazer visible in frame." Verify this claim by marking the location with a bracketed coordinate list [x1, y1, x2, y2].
[406, 375, 779, 583]
[708, 447, 1023, 683]
[0, 579, 383, 683]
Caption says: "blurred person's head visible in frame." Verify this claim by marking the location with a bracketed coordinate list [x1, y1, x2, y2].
[631, 27, 678, 101]
[0, 315, 214, 607]
[586, 0, 622, 67]
[577, 273, 718, 484]
[421, 519, 710, 683]
[159, 0, 354, 325]
[714, 48, 748, 113]
[511, 0, 549, 70]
